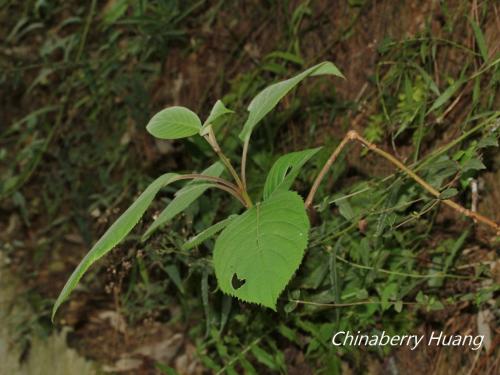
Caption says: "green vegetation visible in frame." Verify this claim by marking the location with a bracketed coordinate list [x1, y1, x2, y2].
[52, 61, 343, 316]
[1, 0, 499, 373]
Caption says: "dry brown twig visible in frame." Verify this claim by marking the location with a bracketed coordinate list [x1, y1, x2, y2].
[305, 130, 500, 234]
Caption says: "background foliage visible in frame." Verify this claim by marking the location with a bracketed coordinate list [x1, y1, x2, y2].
[1, 0, 499, 374]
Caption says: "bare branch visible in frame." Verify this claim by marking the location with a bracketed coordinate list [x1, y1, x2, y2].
[306, 130, 500, 233]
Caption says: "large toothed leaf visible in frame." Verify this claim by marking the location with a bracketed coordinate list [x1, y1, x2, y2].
[213, 191, 310, 310]
[182, 214, 238, 251]
[239, 61, 343, 141]
[200, 100, 234, 135]
[146, 106, 201, 140]
[263, 147, 321, 200]
[142, 162, 225, 239]
[52, 173, 179, 320]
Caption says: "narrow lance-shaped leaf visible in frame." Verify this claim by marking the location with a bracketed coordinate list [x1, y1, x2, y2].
[163, 264, 185, 294]
[143, 183, 214, 239]
[182, 214, 238, 251]
[52, 173, 179, 320]
[142, 162, 225, 239]
[200, 100, 234, 135]
[427, 78, 464, 114]
[251, 345, 280, 371]
[469, 18, 488, 63]
[214, 191, 310, 310]
[146, 106, 201, 140]
[263, 147, 321, 200]
[239, 61, 343, 141]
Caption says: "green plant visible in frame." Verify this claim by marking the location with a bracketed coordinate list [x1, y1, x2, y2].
[52, 61, 499, 321]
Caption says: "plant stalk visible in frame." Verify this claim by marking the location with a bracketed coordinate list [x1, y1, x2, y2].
[306, 130, 500, 233]
[204, 127, 253, 208]
[176, 174, 248, 207]
[241, 137, 250, 191]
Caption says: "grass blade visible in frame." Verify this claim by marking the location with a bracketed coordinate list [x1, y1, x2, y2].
[239, 61, 343, 142]
[52, 173, 179, 320]
[469, 18, 488, 63]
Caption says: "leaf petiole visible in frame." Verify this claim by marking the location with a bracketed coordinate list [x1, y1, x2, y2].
[202, 125, 254, 208]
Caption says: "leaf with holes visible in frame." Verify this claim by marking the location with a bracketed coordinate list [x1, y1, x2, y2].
[146, 106, 201, 140]
[213, 191, 310, 310]
[263, 147, 321, 200]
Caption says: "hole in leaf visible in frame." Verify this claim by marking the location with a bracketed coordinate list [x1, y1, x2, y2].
[231, 273, 246, 289]
[284, 166, 292, 176]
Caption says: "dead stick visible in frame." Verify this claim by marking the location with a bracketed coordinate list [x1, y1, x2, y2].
[305, 130, 499, 233]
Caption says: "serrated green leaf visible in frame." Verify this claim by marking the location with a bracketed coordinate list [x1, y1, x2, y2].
[182, 214, 238, 251]
[263, 147, 321, 200]
[146, 106, 201, 140]
[239, 61, 343, 141]
[201, 100, 234, 135]
[142, 162, 224, 239]
[52, 173, 179, 320]
[214, 191, 309, 310]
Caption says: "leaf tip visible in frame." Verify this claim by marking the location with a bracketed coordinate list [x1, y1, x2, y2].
[51, 297, 62, 323]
